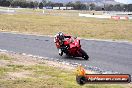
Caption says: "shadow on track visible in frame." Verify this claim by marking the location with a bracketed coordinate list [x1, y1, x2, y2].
[60, 55, 88, 61]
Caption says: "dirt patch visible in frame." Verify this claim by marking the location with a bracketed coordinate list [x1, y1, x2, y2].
[43, 60, 74, 71]
[0, 60, 10, 67]
[12, 57, 38, 66]
[0, 52, 75, 71]
[38, 75, 52, 79]
[14, 55, 74, 71]
[6, 71, 32, 80]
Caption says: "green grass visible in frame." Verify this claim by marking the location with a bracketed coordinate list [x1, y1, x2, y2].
[0, 67, 9, 77]
[7, 64, 25, 71]
[0, 54, 127, 88]
[0, 13, 132, 41]
[0, 65, 124, 88]
[0, 54, 23, 77]
[0, 54, 14, 60]
[0, 64, 24, 78]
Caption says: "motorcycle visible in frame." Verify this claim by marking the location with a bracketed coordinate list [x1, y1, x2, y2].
[54, 35, 89, 60]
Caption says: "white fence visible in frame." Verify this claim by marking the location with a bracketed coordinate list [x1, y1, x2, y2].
[60, 7, 66, 10]
[79, 13, 111, 19]
[106, 12, 132, 16]
[79, 13, 132, 20]
[0, 8, 15, 13]
[53, 7, 59, 10]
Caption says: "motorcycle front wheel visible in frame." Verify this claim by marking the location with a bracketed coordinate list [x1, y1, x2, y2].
[59, 49, 63, 56]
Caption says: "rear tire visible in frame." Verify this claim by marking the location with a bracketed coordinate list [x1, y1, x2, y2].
[80, 49, 89, 60]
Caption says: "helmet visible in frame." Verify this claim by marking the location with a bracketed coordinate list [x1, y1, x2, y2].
[57, 32, 64, 41]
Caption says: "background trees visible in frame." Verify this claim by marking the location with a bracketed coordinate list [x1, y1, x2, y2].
[0, 0, 132, 11]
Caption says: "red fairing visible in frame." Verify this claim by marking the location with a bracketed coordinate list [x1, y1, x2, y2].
[68, 39, 82, 57]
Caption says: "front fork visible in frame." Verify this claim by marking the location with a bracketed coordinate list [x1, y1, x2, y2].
[58, 48, 63, 56]
[58, 46, 69, 56]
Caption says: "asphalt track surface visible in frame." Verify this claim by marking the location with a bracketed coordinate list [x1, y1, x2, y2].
[0, 32, 132, 75]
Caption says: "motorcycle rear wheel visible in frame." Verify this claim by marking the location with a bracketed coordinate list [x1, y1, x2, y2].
[80, 49, 89, 60]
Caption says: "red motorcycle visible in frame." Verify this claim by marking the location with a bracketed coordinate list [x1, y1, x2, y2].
[54, 34, 89, 60]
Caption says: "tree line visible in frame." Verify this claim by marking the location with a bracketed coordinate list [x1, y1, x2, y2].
[0, 0, 132, 11]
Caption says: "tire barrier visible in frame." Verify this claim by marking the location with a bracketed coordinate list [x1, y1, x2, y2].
[111, 16, 129, 20]
[111, 16, 120, 20]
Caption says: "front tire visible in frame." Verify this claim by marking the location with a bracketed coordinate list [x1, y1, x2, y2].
[59, 49, 63, 56]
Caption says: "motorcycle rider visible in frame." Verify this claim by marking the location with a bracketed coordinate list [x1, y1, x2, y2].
[54, 32, 71, 56]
